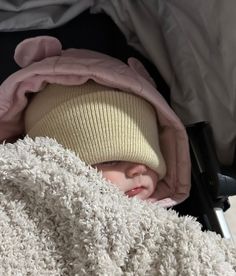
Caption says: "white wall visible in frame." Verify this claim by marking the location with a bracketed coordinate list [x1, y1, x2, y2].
[225, 196, 236, 242]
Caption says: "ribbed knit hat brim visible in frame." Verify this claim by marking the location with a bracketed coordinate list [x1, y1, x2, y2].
[24, 81, 166, 178]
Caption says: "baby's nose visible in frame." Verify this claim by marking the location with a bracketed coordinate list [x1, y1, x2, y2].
[126, 163, 147, 178]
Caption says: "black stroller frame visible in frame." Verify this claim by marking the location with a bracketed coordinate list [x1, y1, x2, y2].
[175, 122, 236, 240]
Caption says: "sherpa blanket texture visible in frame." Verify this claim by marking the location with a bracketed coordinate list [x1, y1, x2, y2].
[0, 136, 235, 275]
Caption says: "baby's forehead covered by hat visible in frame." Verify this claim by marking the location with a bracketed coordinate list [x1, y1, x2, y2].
[24, 81, 167, 179]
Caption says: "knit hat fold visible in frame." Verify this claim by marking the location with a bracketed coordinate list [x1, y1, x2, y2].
[25, 81, 166, 178]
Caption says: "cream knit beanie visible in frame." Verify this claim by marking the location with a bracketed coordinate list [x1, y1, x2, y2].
[24, 81, 166, 178]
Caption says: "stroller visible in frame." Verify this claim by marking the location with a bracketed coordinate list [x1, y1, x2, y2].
[0, 2, 235, 240]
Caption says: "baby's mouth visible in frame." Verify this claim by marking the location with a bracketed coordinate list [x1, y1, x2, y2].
[125, 187, 144, 197]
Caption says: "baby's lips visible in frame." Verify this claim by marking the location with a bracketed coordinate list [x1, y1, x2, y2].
[125, 187, 144, 197]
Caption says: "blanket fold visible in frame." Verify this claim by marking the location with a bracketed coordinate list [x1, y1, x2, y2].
[0, 136, 235, 275]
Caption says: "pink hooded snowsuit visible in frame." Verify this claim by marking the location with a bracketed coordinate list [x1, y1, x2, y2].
[0, 36, 191, 207]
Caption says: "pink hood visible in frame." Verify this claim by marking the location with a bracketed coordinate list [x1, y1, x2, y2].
[0, 36, 191, 207]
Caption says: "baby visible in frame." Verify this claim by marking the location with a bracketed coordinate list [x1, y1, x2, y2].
[24, 81, 166, 201]
[0, 36, 190, 207]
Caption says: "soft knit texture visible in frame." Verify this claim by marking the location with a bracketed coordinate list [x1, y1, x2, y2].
[0, 136, 235, 275]
[24, 81, 166, 177]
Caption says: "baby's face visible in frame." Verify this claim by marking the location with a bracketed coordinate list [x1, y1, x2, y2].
[94, 161, 158, 200]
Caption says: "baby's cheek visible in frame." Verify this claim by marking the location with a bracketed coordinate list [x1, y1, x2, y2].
[100, 171, 117, 184]
[101, 172, 126, 191]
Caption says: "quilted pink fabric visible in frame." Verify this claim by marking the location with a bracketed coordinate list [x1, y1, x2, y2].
[0, 36, 191, 207]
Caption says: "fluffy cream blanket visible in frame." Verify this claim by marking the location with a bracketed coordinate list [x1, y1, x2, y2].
[0, 136, 235, 275]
